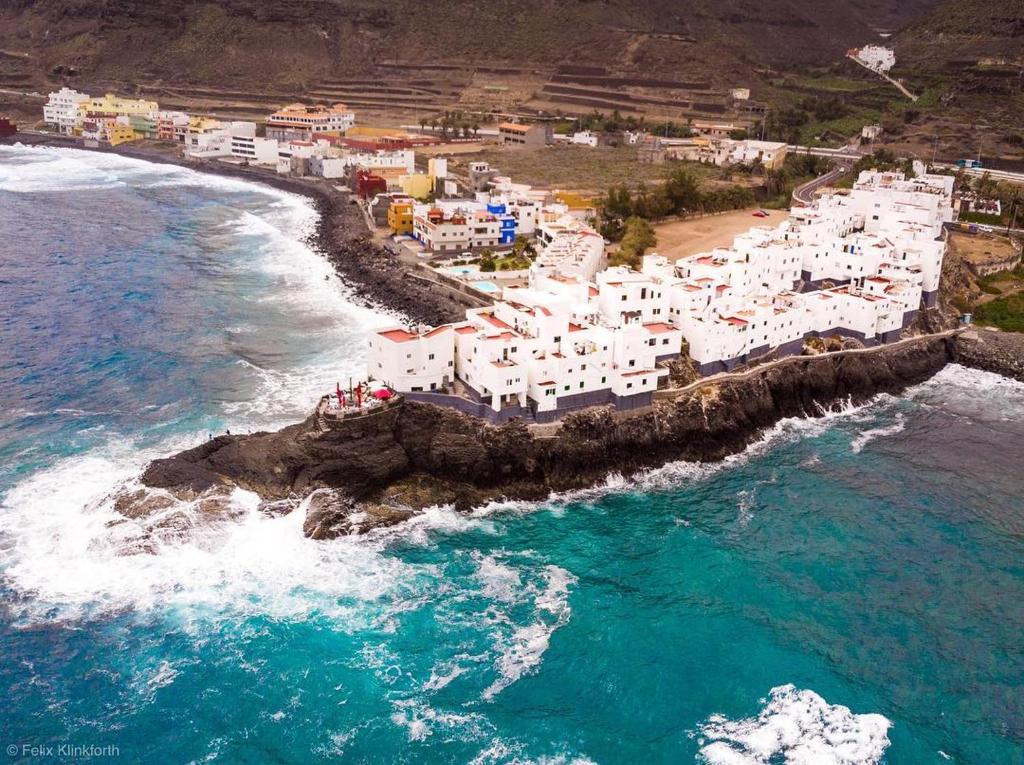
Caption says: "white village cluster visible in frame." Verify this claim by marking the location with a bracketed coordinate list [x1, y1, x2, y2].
[368, 167, 954, 424]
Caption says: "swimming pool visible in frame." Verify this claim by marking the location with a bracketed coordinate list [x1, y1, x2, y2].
[443, 265, 480, 277]
[473, 281, 500, 293]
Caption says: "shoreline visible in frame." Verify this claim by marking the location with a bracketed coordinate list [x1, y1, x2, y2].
[130, 328, 1024, 539]
[8, 134, 1024, 538]
[1, 132, 467, 326]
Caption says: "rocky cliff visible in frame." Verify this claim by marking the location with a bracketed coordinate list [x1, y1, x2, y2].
[129, 330, 1023, 539]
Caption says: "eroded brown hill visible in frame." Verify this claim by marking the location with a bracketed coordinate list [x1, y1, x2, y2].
[0, 0, 944, 90]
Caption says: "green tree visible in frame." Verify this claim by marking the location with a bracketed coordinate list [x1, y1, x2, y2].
[610, 216, 657, 269]
[663, 166, 703, 214]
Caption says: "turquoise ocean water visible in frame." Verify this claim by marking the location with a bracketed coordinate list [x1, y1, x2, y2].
[1, 146, 1022, 764]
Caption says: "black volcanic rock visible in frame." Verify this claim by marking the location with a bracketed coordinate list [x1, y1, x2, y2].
[118, 330, 1023, 538]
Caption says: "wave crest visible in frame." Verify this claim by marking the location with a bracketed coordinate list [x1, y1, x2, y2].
[696, 684, 891, 765]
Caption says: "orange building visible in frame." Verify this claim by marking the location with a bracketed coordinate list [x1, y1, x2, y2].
[387, 201, 414, 235]
[266, 102, 354, 141]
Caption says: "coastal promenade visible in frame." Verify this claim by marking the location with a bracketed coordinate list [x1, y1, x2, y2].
[657, 327, 966, 399]
[528, 327, 967, 438]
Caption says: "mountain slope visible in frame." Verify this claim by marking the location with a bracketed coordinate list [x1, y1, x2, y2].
[0, 0, 945, 89]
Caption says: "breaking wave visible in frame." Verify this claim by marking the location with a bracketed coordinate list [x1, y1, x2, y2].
[695, 684, 892, 765]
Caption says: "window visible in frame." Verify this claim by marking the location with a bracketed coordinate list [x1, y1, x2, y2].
[601, 376, 607, 384]
[579, 382, 585, 389]
[564, 385, 570, 392]
[627, 382, 633, 389]
[428, 353, 435, 360]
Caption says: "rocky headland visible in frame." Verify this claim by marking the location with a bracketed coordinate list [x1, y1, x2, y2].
[127, 329, 1024, 540]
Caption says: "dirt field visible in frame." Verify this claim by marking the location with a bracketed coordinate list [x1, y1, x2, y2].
[448, 144, 697, 193]
[947, 231, 1021, 271]
[653, 208, 768, 260]
[415, 141, 490, 157]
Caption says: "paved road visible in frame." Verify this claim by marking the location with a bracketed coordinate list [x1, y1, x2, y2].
[786, 144, 864, 160]
[933, 163, 1024, 185]
[791, 164, 850, 206]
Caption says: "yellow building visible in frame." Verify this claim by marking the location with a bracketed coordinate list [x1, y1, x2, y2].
[107, 122, 138, 146]
[388, 201, 414, 235]
[87, 93, 159, 118]
[188, 116, 224, 135]
[554, 191, 595, 212]
[399, 172, 433, 200]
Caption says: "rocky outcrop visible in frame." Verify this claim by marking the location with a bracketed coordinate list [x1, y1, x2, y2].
[311, 196, 465, 326]
[117, 330, 1024, 540]
[952, 329, 1024, 383]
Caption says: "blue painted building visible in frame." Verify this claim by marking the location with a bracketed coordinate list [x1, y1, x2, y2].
[488, 203, 517, 244]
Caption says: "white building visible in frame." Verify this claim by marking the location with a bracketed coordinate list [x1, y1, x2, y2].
[229, 122, 279, 165]
[412, 208, 502, 252]
[531, 216, 605, 283]
[570, 130, 599, 147]
[185, 121, 229, 159]
[704, 139, 788, 170]
[42, 87, 90, 134]
[366, 166, 952, 419]
[265, 102, 355, 141]
[854, 45, 896, 73]
[368, 325, 454, 393]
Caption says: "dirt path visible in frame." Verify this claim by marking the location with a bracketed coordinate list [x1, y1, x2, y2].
[846, 55, 919, 101]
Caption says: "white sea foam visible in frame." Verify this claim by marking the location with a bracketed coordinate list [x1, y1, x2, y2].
[389, 698, 490, 743]
[482, 563, 577, 701]
[475, 553, 524, 602]
[850, 413, 906, 453]
[0, 145, 129, 192]
[0, 436, 421, 627]
[468, 739, 598, 765]
[696, 684, 891, 765]
[907, 363, 1024, 422]
[470, 396, 877, 527]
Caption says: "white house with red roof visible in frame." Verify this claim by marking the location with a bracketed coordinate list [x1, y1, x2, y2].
[367, 325, 454, 393]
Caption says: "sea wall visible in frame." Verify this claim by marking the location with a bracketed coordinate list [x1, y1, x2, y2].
[136, 330, 1023, 536]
